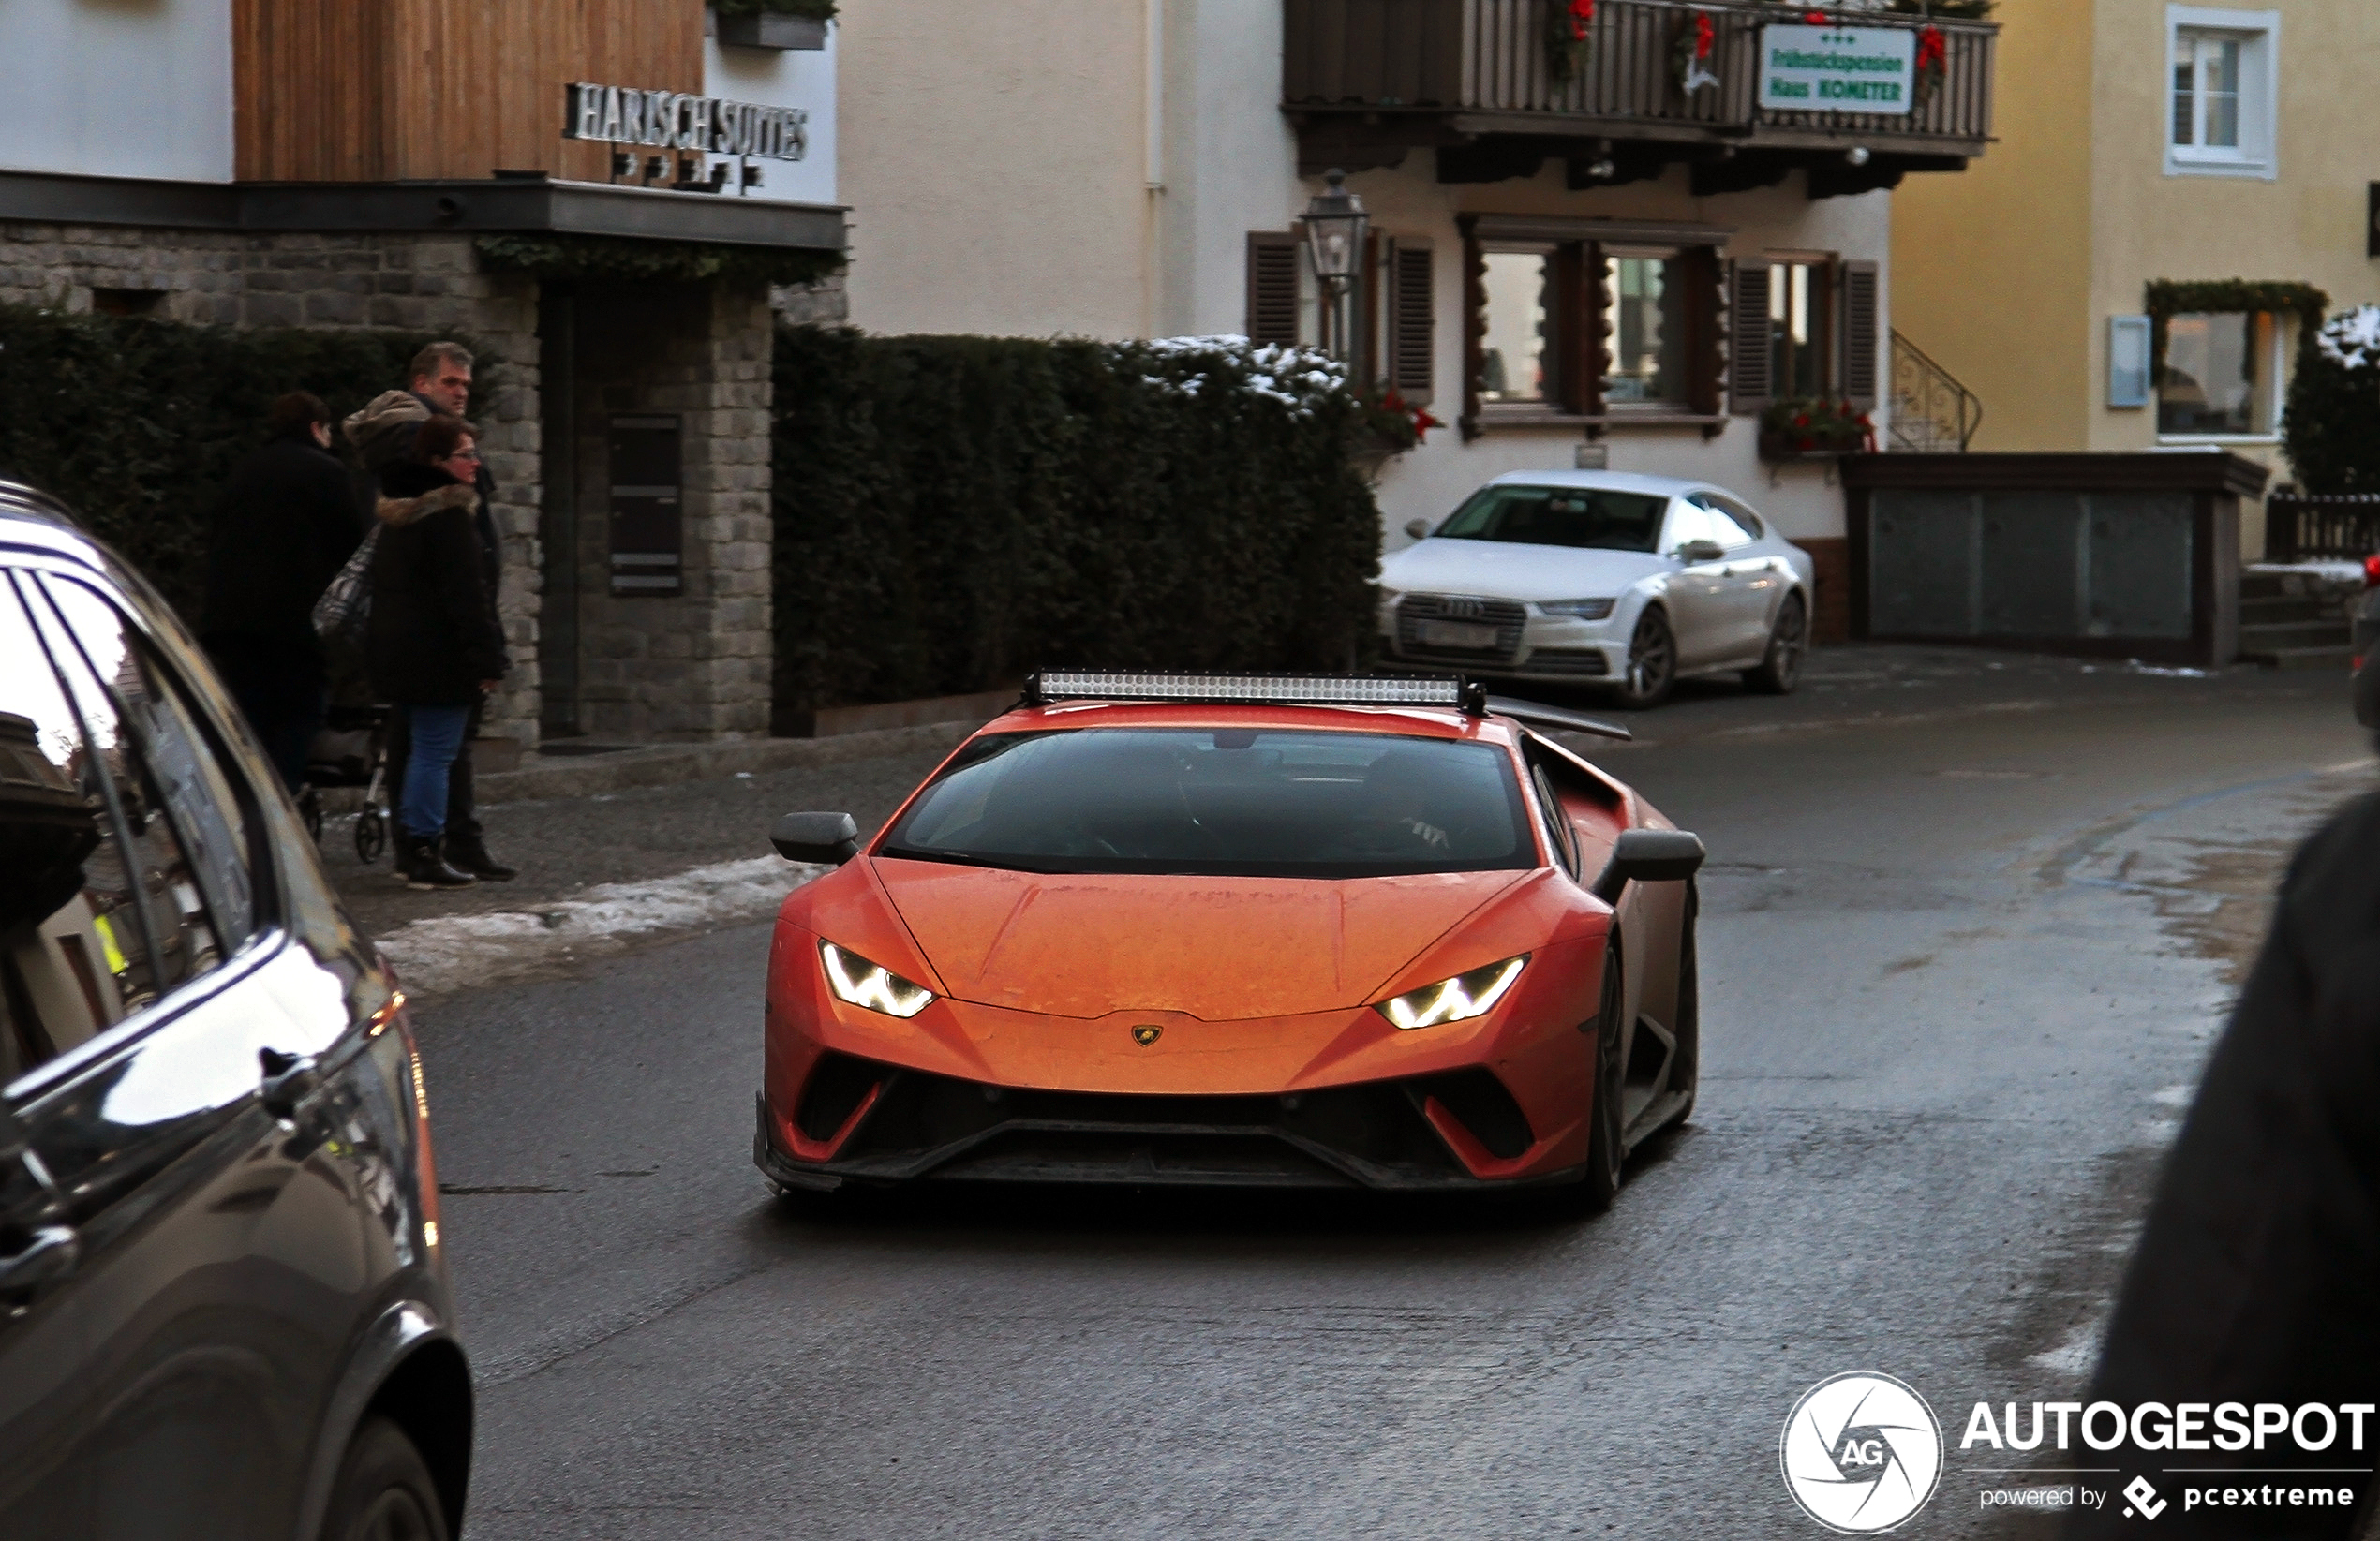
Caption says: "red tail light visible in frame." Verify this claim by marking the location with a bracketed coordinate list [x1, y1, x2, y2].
[2364, 555, 2380, 588]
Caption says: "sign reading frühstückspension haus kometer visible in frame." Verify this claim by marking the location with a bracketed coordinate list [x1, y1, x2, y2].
[1757, 25, 1915, 114]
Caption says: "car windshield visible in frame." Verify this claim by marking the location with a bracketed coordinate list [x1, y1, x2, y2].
[1435, 485, 1668, 551]
[881, 728, 1536, 878]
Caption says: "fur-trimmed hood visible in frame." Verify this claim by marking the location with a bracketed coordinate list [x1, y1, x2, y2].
[344, 389, 430, 468]
[376, 482, 480, 529]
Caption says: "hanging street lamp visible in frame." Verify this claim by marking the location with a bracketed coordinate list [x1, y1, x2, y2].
[1301, 168, 1369, 363]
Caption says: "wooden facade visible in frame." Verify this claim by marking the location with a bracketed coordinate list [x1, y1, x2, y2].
[232, 0, 703, 184]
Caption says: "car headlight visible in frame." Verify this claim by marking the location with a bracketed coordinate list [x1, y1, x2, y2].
[1539, 598, 1615, 620]
[1376, 955, 1528, 1030]
[818, 940, 935, 1018]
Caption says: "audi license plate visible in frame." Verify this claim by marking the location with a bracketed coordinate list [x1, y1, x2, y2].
[1416, 618, 1498, 649]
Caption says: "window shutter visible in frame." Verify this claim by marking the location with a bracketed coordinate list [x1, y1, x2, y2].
[1681, 246, 1724, 417]
[1841, 259, 1881, 410]
[1389, 241, 1435, 403]
[1729, 260, 1772, 415]
[1245, 232, 1301, 346]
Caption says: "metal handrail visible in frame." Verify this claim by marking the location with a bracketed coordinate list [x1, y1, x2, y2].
[1887, 329, 1980, 452]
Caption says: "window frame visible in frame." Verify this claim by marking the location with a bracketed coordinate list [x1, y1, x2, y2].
[1763, 254, 1839, 402]
[1459, 215, 1730, 437]
[2164, 7, 2278, 181]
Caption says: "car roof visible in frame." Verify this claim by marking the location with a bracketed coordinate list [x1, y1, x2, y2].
[1479, 468, 1707, 498]
[0, 480, 119, 572]
[975, 700, 1526, 746]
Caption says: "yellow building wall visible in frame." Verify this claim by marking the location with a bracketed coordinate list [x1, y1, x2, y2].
[836, 0, 1153, 338]
[1889, 0, 2096, 451]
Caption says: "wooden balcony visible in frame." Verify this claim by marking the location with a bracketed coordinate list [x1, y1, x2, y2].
[1284, 0, 1996, 187]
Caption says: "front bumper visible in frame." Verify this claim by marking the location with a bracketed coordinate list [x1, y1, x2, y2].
[752, 1061, 1577, 1193]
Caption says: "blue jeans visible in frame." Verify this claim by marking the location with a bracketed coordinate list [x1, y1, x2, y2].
[397, 704, 472, 840]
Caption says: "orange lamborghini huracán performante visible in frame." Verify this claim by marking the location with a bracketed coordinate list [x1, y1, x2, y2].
[752, 673, 1704, 1209]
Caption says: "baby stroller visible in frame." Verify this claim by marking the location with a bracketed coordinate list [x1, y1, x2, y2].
[300, 703, 393, 864]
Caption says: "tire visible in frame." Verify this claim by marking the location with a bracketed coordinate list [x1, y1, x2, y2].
[1578, 939, 1628, 1213]
[318, 1416, 449, 1541]
[1668, 882, 1699, 1127]
[355, 808, 387, 866]
[1743, 593, 1807, 695]
[1614, 607, 1675, 710]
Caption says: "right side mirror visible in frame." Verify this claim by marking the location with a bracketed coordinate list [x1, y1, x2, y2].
[1404, 517, 1432, 541]
[1592, 828, 1704, 903]
[771, 811, 860, 865]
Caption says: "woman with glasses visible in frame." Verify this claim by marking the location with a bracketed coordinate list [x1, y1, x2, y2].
[367, 413, 509, 890]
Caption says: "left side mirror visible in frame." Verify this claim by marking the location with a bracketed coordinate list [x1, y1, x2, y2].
[1673, 538, 1726, 564]
[1404, 517, 1432, 541]
[1592, 828, 1704, 903]
[772, 811, 860, 865]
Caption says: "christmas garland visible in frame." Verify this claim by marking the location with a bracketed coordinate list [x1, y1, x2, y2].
[1672, 10, 1718, 95]
[2143, 279, 2330, 393]
[1549, 0, 1595, 83]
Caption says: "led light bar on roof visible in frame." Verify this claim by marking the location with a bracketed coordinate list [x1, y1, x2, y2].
[1030, 670, 1471, 709]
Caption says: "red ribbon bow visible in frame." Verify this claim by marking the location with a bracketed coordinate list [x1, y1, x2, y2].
[1567, 0, 1594, 40]
[1694, 12, 1714, 57]
[1915, 23, 1946, 68]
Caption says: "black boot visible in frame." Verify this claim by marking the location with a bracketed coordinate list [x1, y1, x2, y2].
[399, 834, 477, 892]
[443, 831, 517, 882]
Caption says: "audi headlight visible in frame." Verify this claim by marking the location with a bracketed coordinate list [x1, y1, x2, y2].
[1376, 955, 1528, 1030]
[1539, 598, 1615, 620]
[818, 940, 935, 1018]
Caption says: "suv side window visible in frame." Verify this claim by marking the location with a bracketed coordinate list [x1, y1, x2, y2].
[37, 576, 257, 955]
[0, 572, 166, 1079]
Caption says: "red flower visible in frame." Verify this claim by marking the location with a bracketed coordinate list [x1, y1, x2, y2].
[1804, 10, 1827, 23]
[1792, 413, 1810, 428]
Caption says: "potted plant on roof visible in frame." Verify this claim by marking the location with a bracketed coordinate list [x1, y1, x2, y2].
[715, 0, 834, 50]
[1758, 397, 1873, 460]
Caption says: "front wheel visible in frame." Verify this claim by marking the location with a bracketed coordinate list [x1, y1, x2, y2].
[1743, 593, 1807, 695]
[318, 1417, 448, 1541]
[1614, 608, 1675, 710]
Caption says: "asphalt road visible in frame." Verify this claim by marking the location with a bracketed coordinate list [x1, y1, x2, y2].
[410, 671, 2373, 1540]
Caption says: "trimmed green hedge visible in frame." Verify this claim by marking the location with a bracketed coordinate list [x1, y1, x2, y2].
[0, 306, 488, 620]
[768, 327, 1382, 723]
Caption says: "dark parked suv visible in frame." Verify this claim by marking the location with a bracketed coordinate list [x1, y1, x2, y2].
[0, 482, 470, 1538]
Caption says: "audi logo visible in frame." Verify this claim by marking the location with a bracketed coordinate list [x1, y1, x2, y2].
[1439, 597, 1486, 620]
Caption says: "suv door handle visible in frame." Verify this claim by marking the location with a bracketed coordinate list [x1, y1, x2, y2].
[259, 1049, 320, 1121]
[0, 1225, 79, 1297]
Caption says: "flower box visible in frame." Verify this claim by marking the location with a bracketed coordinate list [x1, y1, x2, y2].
[1758, 431, 1861, 462]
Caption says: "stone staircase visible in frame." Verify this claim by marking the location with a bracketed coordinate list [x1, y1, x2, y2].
[2238, 570, 2358, 671]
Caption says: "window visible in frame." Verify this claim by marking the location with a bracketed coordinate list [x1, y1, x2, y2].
[1436, 484, 1670, 552]
[1688, 492, 1764, 545]
[881, 729, 1534, 880]
[1461, 216, 1724, 431]
[1767, 261, 1834, 400]
[1604, 253, 1690, 407]
[2165, 8, 2276, 179]
[1479, 248, 1556, 403]
[2157, 310, 2282, 437]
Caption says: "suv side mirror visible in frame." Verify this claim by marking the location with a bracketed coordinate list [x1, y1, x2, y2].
[1404, 517, 1432, 541]
[1673, 539, 1727, 564]
[1592, 828, 1704, 903]
[771, 811, 860, 865]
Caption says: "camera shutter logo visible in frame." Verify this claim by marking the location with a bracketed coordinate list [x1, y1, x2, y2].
[1779, 1372, 1943, 1533]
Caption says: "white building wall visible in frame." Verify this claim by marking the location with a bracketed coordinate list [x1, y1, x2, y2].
[0, 0, 233, 183]
[1155, 0, 1302, 337]
[705, 27, 838, 207]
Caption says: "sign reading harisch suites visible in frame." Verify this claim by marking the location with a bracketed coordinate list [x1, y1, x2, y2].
[565, 82, 809, 161]
[1756, 25, 1915, 115]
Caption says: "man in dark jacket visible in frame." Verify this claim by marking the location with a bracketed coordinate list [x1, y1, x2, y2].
[2065, 781, 2380, 1540]
[345, 340, 514, 879]
[200, 392, 365, 792]
[369, 414, 509, 891]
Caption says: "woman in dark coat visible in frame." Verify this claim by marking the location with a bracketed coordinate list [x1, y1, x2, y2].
[369, 413, 507, 890]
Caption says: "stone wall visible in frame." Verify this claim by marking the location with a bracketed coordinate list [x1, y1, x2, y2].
[562, 280, 775, 741]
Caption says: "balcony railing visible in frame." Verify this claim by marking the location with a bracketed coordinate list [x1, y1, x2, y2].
[1284, 0, 1996, 156]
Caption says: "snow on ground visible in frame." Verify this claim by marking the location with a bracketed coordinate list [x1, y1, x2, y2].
[377, 855, 826, 997]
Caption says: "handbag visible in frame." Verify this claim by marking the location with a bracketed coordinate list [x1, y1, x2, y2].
[311, 526, 379, 648]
